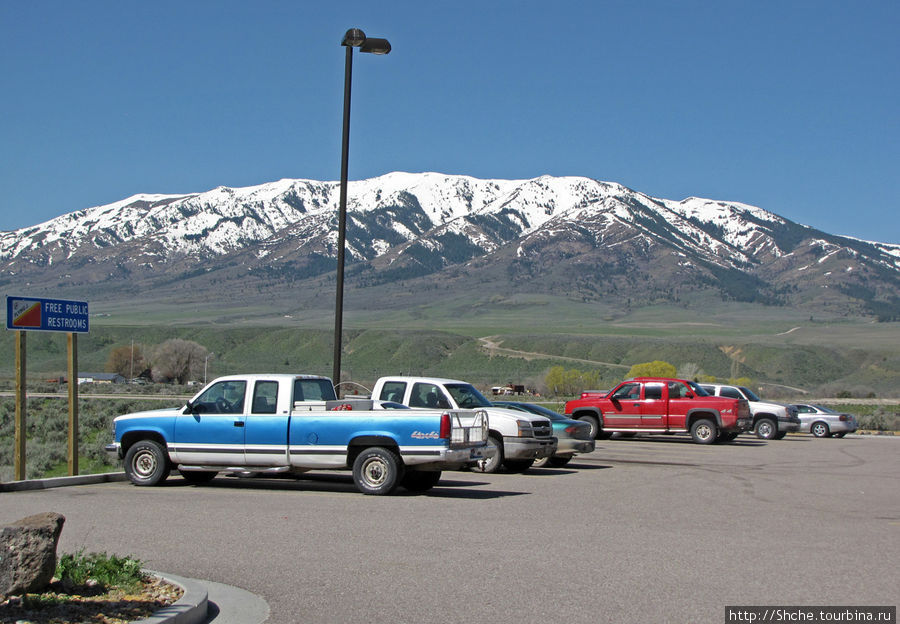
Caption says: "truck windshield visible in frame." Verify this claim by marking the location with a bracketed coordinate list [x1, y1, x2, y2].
[739, 386, 762, 401]
[446, 383, 492, 408]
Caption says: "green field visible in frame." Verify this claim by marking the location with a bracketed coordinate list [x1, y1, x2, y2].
[2, 297, 899, 396]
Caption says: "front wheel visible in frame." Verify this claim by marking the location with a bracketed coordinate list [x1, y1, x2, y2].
[690, 419, 718, 445]
[755, 418, 777, 440]
[473, 434, 504, 474]
[352, 447, 404, 495]
[811, 421, 831, 438]
[124, 440, 170, 486]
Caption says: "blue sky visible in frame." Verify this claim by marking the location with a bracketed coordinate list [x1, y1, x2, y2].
[2, 1, 898, 243]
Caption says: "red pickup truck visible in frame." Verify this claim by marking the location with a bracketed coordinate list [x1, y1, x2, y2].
[564, 377, 752, 444]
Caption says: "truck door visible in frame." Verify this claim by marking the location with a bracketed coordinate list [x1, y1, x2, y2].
[605, 382, 643, 430]
[639, 383, 667, 430]
[173, 379, 246, 465]
[665, 381, 692, 430]
[243, 379, 290, 466]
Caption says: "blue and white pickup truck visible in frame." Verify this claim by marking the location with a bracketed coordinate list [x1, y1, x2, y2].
[106, 374, 490, 495]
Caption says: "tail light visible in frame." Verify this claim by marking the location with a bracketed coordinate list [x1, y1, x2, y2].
[839, 414, 849, 422]
[440, 412, 451, 439]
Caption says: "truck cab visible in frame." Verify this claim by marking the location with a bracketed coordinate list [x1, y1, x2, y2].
[371, 376, 557, 473]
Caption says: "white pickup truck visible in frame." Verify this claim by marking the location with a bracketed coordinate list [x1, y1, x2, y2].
[370, 376, 557, 473]
[106, 374, 490, 495]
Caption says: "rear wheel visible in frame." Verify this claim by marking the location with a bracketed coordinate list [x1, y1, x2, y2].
[124, 440, 170, 486]
[755, 418, 777, 440]
[690, 419, 718, 445]
[352, 447, 404, 495]
[811, 421, 831, 438]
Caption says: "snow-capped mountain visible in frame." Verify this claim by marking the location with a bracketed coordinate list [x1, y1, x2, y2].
[2, 172, 898, 319]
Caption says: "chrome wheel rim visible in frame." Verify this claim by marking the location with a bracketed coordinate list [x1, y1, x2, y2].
[132, 449, 157, 479]
[361, 457, 388, 487]
[696, 423, 713, 441]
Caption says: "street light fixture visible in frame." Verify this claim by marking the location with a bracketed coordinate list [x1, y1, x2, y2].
[333, 28, 391, 389]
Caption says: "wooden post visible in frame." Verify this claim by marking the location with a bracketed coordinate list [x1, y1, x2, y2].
[14, 331, 26, 480]
[67, 332, 79, 476]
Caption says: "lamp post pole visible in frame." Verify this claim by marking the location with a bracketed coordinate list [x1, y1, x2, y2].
[332, 28, 390, 390]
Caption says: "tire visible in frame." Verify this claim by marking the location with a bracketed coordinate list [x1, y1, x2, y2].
[124, 440, 170, 486]
[548, 456, 573, 468]
[834, 432, 847, 438]
[773, 431, 787, 440]
[503, 459, 535, 473]
[473, 433, 504, 474]
[578, 415, 611, 440]
[811, 421, 831, 438]
[179, 470, 217, 484]
[352, 447, 404, 495]
[532, 455, 550, 468]
[690, 419, 718, 445]
[755, 418, 777, 440]
[400, 470, 441, 492]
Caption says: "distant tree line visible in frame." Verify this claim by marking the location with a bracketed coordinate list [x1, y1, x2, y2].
[105, 339, 209, 384]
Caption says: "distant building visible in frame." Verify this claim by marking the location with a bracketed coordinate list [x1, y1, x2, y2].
[77, 373, 126, 385]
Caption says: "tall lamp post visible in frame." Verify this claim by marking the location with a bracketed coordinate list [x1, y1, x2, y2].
[333, 28, 391, 389]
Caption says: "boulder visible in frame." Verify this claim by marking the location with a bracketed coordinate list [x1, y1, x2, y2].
[0, 512, 65, 600]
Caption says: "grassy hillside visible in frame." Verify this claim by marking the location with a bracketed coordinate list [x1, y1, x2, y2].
[1, 313, 898, 397]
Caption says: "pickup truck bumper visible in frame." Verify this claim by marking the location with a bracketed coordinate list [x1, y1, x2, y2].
[412, 445, 496, 470]
[778, 416, 802, 433]
[557, 439, 595, 456]
[105, 442, 121, 459]
[503, 436, 558, 460]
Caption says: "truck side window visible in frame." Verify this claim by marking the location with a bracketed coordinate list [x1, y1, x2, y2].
[410, 383, 444, 408]
[612, 383, 641, 400]
[668, 382, 687, 398]
[720, 387, 742, 400]
[195, 380, 246, 414]
[378, 381, 407, 403]
[294, 378, 337, 402]
[644, 383, 663, 400]
[251, 380, 278, 414]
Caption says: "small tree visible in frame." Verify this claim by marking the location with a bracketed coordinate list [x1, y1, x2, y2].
[626, 360, 677, 379]
[151, 339, 208, 384]
[106, 345, 144, 379]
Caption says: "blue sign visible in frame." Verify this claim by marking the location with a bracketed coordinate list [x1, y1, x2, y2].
[6, 296, 90, 333]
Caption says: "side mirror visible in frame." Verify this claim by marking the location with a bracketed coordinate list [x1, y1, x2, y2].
[685, 391, 694, 399]
[183, 401, 196, 414]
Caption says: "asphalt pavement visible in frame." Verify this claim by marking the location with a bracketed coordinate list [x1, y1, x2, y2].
[2, 434, 898, 624]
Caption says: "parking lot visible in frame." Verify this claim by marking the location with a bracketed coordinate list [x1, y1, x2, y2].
[2, 435, 898, 624]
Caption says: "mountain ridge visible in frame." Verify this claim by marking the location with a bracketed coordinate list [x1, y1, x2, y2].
[2, 172, 898, 321]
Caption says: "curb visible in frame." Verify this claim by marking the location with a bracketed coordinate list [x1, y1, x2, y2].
[135, 572, 208, 624]
[0, 472, 128, 492]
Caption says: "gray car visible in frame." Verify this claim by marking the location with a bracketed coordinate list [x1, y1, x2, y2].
[792, 403, 859, 438]
[493, 401, 595, 467]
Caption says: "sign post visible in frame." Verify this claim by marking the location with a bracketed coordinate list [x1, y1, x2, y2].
[6, 296, 89, 480]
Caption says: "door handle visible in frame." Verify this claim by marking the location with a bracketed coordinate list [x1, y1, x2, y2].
[233, 421, 245, 427]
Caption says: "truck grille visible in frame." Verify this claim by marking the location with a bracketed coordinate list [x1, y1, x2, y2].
[531, 420, 552, 438]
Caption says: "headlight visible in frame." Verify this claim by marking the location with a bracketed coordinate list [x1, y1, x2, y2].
[517, 420, 534, 437]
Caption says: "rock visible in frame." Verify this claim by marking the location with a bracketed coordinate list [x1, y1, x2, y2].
[0, 512, 65, 600]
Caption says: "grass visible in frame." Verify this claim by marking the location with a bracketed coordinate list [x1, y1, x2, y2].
[55, 550, 145, 593]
